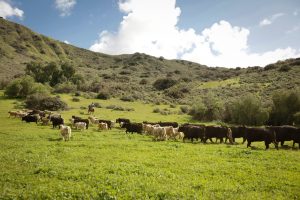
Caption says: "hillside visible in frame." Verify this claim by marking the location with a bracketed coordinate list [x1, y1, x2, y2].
[0, 17, 300, 105]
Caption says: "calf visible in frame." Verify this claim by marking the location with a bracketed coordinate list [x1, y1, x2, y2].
[244, 127, 278, 150]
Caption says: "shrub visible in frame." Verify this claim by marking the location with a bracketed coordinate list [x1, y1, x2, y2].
[230, 94, 269, 126]
[268, 90, 300, 125]
[180, 106, 189, 114]
[139, 79, 148, 85]
[120, 96, 135, 102]
[72, 97, 80, 102]
[74, 92, 81, 96]
[153, 108, 160, 113]
[4, 76, 49, 98]
[25, 94, 67, 111]
[153, 78, 176, 90]
[54, 82, 77, 93]
[188, 99, 207, 121]
[97, 91, 111, 100]
[94, 102, 102, 108]
[278, 65, 291, 72]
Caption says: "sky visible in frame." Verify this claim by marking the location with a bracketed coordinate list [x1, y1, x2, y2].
[0, 0, 300, 67]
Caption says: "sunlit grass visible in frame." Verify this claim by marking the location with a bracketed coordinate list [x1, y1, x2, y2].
[0, 93, 299, 199]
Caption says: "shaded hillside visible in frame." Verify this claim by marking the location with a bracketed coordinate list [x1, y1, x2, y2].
[0, 17, 300, 105]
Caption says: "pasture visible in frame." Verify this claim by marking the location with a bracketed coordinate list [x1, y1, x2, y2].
[0, 93, 299, 199]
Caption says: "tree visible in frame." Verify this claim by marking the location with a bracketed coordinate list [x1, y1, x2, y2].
[268, 90, 300, 125]
[61, 62, 75, 80]
[4, 76, 49, 98]
[230, 94, 269, 126]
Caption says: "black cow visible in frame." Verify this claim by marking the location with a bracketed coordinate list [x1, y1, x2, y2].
[116, 118, 130, 124]
[121, 122, 143, 134]
[292, 128, 300, 148]
[226, 126, 246, 143]
[22, 115, 39, 124]
[98, 119, 112, 129]
[50, 116, 64, 129]
[73, 118, 89, 129]
[178, 125, 205, 143]
[244, 127, 278, 150]
[267, 126, 295, 146]
[204, 126, 233, 144]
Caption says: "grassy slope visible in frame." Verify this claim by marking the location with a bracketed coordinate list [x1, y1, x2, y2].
[1, 18, 300, 105]
[0, 93, 299, 199]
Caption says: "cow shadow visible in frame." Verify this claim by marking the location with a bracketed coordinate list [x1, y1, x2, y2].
[48, 137, 62, 141]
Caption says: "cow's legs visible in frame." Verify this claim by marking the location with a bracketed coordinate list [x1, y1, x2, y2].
[247, 141, 251, 148]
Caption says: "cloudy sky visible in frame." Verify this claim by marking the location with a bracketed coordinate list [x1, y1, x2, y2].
[1, 0, 300, 67]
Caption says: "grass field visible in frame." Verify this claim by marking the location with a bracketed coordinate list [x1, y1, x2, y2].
[0, 93, 299, 199]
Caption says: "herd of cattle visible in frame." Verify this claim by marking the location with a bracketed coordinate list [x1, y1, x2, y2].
[8, 109, 300, 149]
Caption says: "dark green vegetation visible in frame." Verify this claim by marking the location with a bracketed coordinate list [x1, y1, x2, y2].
[1, 93, 300, 199]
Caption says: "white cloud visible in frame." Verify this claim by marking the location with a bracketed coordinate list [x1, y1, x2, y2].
[259, 13, 285, 27]
[293, 10, 298, 16]
[90, 1, 300, 67]
[0, 0, 24, 19]
[64, 40, 70, 44]
[55, 0, 76, 17]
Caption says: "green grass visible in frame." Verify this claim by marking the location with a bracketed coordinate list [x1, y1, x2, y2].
[198, 78, 240, 89]
[0, 93, 300, 199]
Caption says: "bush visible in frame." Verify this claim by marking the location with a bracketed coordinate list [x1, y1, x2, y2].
[25, 94, 68, 111]
[97, 91, 111, 100]
[139, 79, 148, 85]
[278, 65, 291, 72]
[54, 82, 76, 93]
[94, 102, 102, 108]
[120, 96, 135, 102]
[153, 78, 176, 90]
[153, 108, 160, 113]
[180, 106, 189, 114]
[4, 76, 49, 98]
[188, 99, 207, 121]
[268, 90, 300, 125]
[230, 94, 269, 126]
[74, 92, 81, 96]
[72, 97, 80, 102]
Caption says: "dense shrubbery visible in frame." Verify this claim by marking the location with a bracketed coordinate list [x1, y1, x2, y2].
[228, 94, 269, 126]
[25, 61, 83, 87]
[25, 94, 67, 111]
[4, 76, 49, 98]
[188, 95, 224, 121]
[268, 90, 300, 125]
[54, 82, 76, 93]
[97, 91, 111, 100]
[153, 78, 176, 90]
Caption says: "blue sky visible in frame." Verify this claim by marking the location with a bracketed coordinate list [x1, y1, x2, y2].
[1, 0, 300, 67]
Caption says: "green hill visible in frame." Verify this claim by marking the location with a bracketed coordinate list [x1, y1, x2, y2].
[0, 17, 300, 105]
